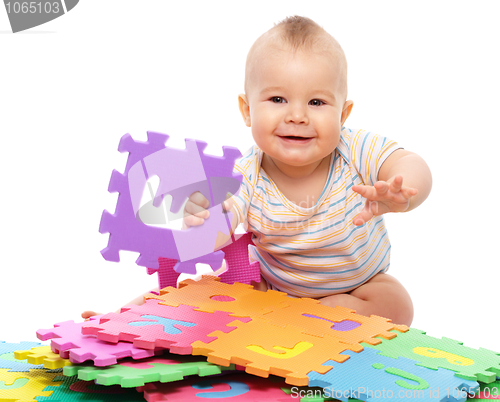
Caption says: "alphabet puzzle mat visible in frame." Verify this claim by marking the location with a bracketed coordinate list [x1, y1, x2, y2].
[4, 276, 499, 401]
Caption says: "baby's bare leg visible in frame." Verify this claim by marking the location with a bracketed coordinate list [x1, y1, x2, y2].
[319, 273, 413, 326]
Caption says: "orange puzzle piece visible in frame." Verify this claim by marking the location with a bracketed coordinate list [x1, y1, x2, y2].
[260, 297, 408, 344]
[191, 318, 363, 386]
[146, 276, 291, 318]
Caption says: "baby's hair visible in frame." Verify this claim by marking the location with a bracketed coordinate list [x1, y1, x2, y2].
[244, 15, 348, 98]
[272, 15, 329, 52]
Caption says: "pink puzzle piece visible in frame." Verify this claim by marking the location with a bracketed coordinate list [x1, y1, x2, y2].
[149, 232, 261, 290]
[36, 316, 157, 366]
[82, 299, 251, 354]
[138, 373, 293, 401]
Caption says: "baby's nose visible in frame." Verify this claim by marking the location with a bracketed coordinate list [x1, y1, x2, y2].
[285, 104, 308, 124]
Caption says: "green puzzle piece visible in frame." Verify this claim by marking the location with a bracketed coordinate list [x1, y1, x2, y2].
[63, 355, 235, 388]
[362, 328, 500, 383]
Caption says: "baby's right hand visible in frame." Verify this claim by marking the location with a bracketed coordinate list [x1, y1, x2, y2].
[183, 192, 234, 228]
[183, 192, 210, 227]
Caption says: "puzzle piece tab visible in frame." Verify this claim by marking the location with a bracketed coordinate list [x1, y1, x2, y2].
[363, 328, 500, 383]
[191, 318, 363, 386]
[307, 348, 478, 402]
[36, 316, 156, 366]
[82, 299, 250, 354]
[14, 346, 72, 370]
[63, 354, 235, 388]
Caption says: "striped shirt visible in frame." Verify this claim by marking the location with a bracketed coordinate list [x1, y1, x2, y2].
[231, 127, 402, 298]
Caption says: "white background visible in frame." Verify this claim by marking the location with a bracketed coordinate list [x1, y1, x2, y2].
[1, 1, 499, 352]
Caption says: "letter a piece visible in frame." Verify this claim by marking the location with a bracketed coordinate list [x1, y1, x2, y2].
[191, 318, 363, 386]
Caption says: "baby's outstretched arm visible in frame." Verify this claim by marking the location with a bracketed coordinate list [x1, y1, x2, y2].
[352, 149, 432, 226]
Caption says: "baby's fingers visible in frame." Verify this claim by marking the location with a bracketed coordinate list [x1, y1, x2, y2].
[401, 187, 418, 199]
[352, 184, 378, 200]
[388, 175, 404, 193]
[353, 200, 377, 226]
[184, 192, 210, 227]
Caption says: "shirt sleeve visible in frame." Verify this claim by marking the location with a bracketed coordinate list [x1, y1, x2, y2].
[230, 146, 258, 230]
[347, 128, 403, 186]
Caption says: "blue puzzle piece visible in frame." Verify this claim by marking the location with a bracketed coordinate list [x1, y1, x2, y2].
[307, 348, 478, 402]
[0, 352, 45, 372]
[0, 341, 45, 372]
[128, 315, 196, 334]
[0, 341, 43, 355]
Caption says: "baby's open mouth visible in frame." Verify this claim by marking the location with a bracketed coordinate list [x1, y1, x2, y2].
[281, 136, 311, 141]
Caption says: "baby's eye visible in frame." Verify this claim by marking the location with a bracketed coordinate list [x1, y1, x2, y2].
[271, 96, 286, 103]
[309, 99, 325, 106]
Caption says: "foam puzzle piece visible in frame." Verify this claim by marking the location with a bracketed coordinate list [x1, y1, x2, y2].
[307, 348, 478, 402]
[137, 373, 295, 402]
[0, 341, 46, 372]
[99, 132, 241, 273]
[36, 316, 156, 366]
[260, 297, 408, 345]
[15, 346, 72, 370]
[64, 355, 235, 388]
[35, 374, 145, 401]
[82, 299, 250, 353]
[0, 351, 45, 373]
[216, 232, 261, 285]
[149, 232, 261, 290]
[0, 342, 43, 356]
[362, 328, 500, 383]
[63, 354, 235, 388]
[0, 368, 63, 401]
[146, 276, 290, 318]
[191, 318, 363, 386]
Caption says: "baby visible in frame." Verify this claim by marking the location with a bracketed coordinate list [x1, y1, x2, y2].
[184, 16, 432, 326]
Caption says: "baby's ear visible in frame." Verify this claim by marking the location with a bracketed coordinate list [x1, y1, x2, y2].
[341, 100, 354, 126]
[238, 94, 251, 127]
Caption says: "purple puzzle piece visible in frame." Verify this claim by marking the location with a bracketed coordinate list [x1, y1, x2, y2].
[99, 132, 242, 272]
[36, 316, 158, 366]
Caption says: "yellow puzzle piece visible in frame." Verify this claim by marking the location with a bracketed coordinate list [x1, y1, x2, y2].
[0, 368, 62, 401]
[14, 346, 72, 370]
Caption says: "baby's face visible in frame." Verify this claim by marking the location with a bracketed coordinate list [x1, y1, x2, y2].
[242, 44, 350, 172]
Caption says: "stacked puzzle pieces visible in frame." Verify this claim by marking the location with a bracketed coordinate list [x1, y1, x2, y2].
[2, 276, 500, 401]
[3, 132, 500, 401]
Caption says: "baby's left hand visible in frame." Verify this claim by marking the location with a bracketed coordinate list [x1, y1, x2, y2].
[352, 175, 418, 226]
